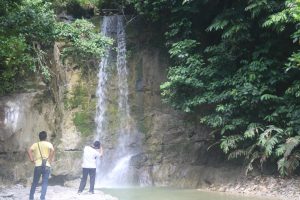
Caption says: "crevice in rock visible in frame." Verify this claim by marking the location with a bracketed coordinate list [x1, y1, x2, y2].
[49, 175, 67, 186]
[0, 151, 20, 155]
[64, 149, 82, 152]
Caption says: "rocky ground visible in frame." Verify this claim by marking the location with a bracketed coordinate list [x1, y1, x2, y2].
[203, 175, 300, 200]
[0, 184, 118, 200]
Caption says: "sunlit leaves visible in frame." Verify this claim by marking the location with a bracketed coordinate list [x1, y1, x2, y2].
[260, 94, 281, 101]
[206, 19, 229, 32]
[168, 39, 198, 59]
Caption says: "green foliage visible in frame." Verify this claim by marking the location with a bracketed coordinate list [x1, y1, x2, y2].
[50, 0, 102, 10]
[73, 111, 96, 136]
[69, 0, 101, 7]
[127, 0, 172, 21]
[55, 19, 113, 68]
[0, 0, 111, 95]
[65, 82, 96, 136]
[132, 0, 300, 176]
[0, 35, 33, 93]
[0, 0, 55, 93]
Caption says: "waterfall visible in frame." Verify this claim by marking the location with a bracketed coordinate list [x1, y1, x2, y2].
[95, 16, 113, 140]
[95, 15, 140, 188]
[117, 14, 130, 129]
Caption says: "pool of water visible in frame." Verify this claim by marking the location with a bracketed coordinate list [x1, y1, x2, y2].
[100, 187, 270, 200]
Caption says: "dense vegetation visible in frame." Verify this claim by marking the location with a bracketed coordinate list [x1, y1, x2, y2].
[0, 0, 112, 94]
[128, 0, 300, 176]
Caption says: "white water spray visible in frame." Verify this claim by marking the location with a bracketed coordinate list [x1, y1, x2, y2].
[95, 15, 140, 188]
[95, 17, 113, 140]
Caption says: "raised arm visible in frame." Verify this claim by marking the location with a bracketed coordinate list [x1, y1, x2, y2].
[99, 146, 103, 157]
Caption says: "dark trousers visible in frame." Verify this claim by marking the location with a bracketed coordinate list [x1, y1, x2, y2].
[78, 168, 96, 193]
[29, 166, 50, 200]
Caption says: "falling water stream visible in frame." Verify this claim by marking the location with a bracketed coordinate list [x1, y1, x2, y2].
[95, 15, 139, 188]
[94, 16, 111, 141]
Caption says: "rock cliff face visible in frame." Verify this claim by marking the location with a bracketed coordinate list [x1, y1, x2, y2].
[0, 92, 56, 184]
[0, 18, 240, 187]
[125, 23, 240, 187]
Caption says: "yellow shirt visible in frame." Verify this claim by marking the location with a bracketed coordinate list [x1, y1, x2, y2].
[30, 141, 54, 167]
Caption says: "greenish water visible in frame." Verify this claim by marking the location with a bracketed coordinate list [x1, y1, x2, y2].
[101, 187, 270, 200]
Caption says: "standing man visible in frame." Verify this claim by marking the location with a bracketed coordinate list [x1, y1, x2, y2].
[78, 141, 103, 194]
[28, 131, 55, 200]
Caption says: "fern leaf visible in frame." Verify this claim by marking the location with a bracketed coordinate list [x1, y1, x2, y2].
[244, 123, 262, 139]
[276, 144, 286, 157]
[283, 136, 300, 158]
[278, 151, 300, 176]
[260, 94, 280, 101]
[228, 149, 248, 160]
[206, 19, 229, 32]
[220, 135, 243, 154]
[245, 151, 260, 175]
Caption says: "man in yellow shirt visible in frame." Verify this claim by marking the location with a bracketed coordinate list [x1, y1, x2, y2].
[27, 131, 55, 200]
